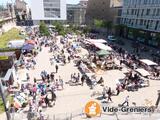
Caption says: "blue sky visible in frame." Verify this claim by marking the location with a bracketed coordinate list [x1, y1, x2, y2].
[0, 0, 80, 6]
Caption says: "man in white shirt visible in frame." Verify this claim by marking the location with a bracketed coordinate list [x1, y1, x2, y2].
[122, 96, 129, 106]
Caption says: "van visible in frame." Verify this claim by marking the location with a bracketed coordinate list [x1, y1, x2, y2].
[107, 35, 117, 41]
[7, 40, 25, 48]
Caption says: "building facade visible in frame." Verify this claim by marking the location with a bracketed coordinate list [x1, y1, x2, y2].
[31, 0, 66, 21]
[79, 0, 88, 7]
[0, 4, 16, 35]
[15, 0, 27, 12]
[67, 3, 87, 25]
[85, 0, 122, 25]
[121, 0, 160, 47]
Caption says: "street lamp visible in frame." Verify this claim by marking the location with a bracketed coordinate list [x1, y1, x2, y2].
[0, 79, 10, 120]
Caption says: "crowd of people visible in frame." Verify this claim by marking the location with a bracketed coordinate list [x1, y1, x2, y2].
[6, 26, 160, 120]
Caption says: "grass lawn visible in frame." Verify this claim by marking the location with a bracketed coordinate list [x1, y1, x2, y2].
[0, 95, 14, 114]
[0, 28, 25, 48]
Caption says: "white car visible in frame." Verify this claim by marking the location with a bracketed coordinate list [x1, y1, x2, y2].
[7, 40, 25, 48]
[107, 35, 117, 41]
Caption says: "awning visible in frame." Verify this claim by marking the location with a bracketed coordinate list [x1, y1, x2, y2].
[96, 50, 111, 56]
[156, 66, 160, 70]
[22, 44, 34, 50]
[136, 68, 150, 77]
[94, 43, 112, 51]
[25, 40, 36, 45]
[86, 39, 107, 44]
[140, 59, 158, 66]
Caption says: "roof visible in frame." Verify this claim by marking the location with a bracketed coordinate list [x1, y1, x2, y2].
[94, 43, 112, 51]
[140, 59, 158, 66]
[136, 68, 150, 77]
[86, 39, 107, 43]
[67, 4, 86, 9]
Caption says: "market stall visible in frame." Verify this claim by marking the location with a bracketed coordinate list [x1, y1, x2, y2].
[25, 40, 36, 45]
[140, 59, 158, 71]
[96, 50, 111, 56]
[94, 43, 112, 51]
[140, 59, 158, 66]
[135, 68, 150, 77]
[86, 39, 107, 44]
[22, 44, 35, 53]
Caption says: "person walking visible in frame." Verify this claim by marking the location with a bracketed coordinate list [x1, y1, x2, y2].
[50, 72, 54, 82]
[26, 73, 30, 81]
[44, 95, 49, 107]
[81, 75, 85, 86]
[71, 74, 73, 81]
[50, 58, 54, 66]
[10, 104, 15, 120]
[55, 64, 59, 73]
[102, 86, 107, 99]
[107, 87, 112, 102]
[68, 56, 71, 63]
[116, 85, 120, 96]
[122, 96, 129, 106]
[77, 73, 80, 82]
[59, 76, 64, 89]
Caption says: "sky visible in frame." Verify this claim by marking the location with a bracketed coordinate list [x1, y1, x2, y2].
[0, 0, 80, 6]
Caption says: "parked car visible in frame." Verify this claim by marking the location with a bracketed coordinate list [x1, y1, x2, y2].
[107, 35, 117, 41]
[7, 40, 25, 48]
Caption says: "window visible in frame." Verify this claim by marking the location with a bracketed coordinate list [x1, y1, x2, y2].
[156, 8, 160, 16]
[43, 0, 60, 18]
[146, 9, 150, 15]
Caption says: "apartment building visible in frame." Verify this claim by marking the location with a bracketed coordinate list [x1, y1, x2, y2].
[31, 0, 66, 24]
[85, 0, 122, 25]
[121, 0, 160, 46]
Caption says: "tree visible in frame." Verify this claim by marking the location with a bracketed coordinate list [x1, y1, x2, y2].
[52, 21, 67, 36]
[39, 21, 50, 36]
[82, 26, 91, 34]
[52, 21, 64, 33]
[155, 33, 160, 47]
[94, 19, 104, 28]
[130, 28, 140, 40]
[103, 21, 113, 35]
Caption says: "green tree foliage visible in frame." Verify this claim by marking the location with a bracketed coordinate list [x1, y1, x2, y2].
[52, 21, 64, 33]
[129, 28, 140, 39]
[52, 21, 67, 36]
[39, 21, 50, 36]
[155, 33, 160, 40]
[103, 21, 113, 34]
[82, 26, 91, 34]
[155, 33, 160, 46]
[114, 24, 128, 37]
[103, 21, 113, 30]
[94, 19, 104, 28]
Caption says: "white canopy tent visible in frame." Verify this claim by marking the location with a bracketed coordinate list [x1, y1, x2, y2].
[86, 39, 107, 44]
[94, 42, 112, 51]
[136, 68, 150, 77]
[140, 59, 158, 66]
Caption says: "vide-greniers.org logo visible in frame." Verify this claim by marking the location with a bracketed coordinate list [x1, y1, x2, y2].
[102, 106, 153, 113]
[84, 101, 154, 117]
